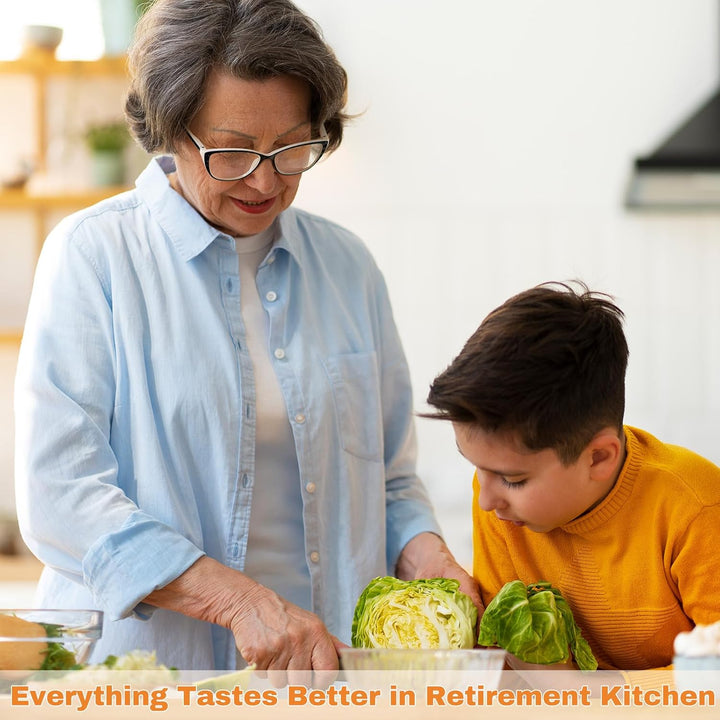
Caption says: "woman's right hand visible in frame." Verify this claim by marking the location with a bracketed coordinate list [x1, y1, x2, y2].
[229, 582, 344, 672]
[144, 555, 343, 673]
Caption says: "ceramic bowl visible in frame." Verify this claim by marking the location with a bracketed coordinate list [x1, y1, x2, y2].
[22, 25, 64, 55]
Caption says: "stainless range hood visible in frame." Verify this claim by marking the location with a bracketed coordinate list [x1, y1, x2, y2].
[625, 3, 720, 210]
[625, 90, 720, 209]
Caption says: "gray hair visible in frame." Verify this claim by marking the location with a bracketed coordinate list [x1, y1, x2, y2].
[125, 0, 349, 154]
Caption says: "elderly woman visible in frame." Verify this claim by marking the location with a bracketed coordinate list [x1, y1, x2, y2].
[14, 0, 479, 671]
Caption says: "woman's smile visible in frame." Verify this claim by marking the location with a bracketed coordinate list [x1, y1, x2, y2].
[230, 195, 277, 214]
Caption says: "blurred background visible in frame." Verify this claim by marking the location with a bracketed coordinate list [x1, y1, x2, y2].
[0, 1, 719, 594]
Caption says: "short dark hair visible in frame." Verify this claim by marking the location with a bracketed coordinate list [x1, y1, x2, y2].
[424, 281, 629, 464]
[125, 0, 350, 154]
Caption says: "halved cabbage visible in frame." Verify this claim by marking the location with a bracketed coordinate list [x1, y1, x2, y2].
[351, 576, 477, 649]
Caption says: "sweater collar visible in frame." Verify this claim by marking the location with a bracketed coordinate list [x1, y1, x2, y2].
[562, 426, 642, 534]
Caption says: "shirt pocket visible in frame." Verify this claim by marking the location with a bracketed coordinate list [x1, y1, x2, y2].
[323, 352, 382, 462]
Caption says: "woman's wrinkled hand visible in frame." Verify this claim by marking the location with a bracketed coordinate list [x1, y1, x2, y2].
[144, 555, 345, 678]
[230, 584, 343, 672]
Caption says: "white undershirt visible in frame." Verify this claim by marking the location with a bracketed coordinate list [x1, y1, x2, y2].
[235, 227, 311, 614]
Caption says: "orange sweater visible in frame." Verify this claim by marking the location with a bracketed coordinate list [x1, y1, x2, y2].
[472, 426, 720, 670]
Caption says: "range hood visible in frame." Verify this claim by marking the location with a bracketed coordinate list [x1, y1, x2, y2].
[625, 89, 720, 209]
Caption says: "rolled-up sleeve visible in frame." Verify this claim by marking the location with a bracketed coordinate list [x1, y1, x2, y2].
[15, 213, 203, 619]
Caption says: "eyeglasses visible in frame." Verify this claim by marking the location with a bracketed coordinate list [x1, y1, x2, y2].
[185, 127, 329, 181]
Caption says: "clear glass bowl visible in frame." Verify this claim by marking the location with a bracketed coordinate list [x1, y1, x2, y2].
[673, 655, 720, 695]
[339, 648, 506, 690]
[0, 609, 103, 671]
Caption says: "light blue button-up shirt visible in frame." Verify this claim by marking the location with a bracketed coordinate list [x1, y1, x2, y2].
[14, 157, 441, 670]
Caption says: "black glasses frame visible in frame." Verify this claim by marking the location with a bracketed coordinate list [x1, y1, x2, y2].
[185, 127, 329, 181]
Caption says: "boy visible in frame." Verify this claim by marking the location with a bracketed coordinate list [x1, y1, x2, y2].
[424, 282, 720, 671]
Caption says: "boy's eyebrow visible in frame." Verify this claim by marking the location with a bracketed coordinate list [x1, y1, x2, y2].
[455, 441, 527, 476]
[478, 467, 527, 477]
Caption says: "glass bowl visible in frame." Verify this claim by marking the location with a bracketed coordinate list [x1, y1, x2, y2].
[0, 609, 103, 671]
[673, 621, 720, 695]
[673, 655, 720, 695]
[339, 648, 506, 691]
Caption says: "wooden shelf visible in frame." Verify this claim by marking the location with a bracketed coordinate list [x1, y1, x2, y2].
[0, 331, 23, 345]
[0, 54, 128, 77]
[0, 53, 132, 328]
[0, 54, 129, 177]
[0, 187, 129, 210]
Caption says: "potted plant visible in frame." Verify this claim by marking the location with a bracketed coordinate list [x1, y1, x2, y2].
[84, 120, 129, 187]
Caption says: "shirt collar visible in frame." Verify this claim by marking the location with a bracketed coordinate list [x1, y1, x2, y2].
[136, 156, 307, 268]
[134, 156, 228, 262]
[274, 207, 305, 270]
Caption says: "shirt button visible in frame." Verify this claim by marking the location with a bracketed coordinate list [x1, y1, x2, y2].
[265, 291, 277, 302]
[273, 348, 286, 360]
[294, 413, 306, 424]
[267, 254, 276, 264]
[309, 551, 320, 563]
[305, 482, 316, 494]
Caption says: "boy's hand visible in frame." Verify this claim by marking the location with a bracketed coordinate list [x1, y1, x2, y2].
[396, 532, 485, 622]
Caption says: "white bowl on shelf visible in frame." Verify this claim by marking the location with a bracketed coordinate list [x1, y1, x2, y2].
[22, 25, 64, 56]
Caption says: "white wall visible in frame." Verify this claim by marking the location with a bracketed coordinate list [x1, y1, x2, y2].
[292, 0, 720, 565]
[1, 1, 719, 568]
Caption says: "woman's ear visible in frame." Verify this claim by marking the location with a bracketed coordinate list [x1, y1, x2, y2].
[587, 428, 625, 482]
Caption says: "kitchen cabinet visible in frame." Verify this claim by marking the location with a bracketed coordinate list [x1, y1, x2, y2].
[0, 54, 131, 340]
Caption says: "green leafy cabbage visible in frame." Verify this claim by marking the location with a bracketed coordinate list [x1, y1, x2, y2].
[478, 580, 597, 671]
[351, 576, 478, 649]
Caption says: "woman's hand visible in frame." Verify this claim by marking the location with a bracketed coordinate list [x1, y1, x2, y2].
[229, 583, 344, 672]
[395, 532, 485, 621]
[144, 556, 343, 672]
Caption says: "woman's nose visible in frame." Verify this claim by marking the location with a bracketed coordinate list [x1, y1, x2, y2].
[244, 158, 278, 193]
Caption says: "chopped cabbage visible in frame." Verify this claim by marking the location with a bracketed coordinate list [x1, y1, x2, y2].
[85, 649, 172, 671]
[351, 576, 477, 649]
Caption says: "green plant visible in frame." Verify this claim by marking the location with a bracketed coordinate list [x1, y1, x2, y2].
[84, 121, 129, 153]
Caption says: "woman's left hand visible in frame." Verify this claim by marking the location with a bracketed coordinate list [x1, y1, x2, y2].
[396, 532, 484, 621]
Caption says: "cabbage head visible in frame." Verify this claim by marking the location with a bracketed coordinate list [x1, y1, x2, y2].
[351, 576, 477, 649]
[477, 580, 597, 671]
